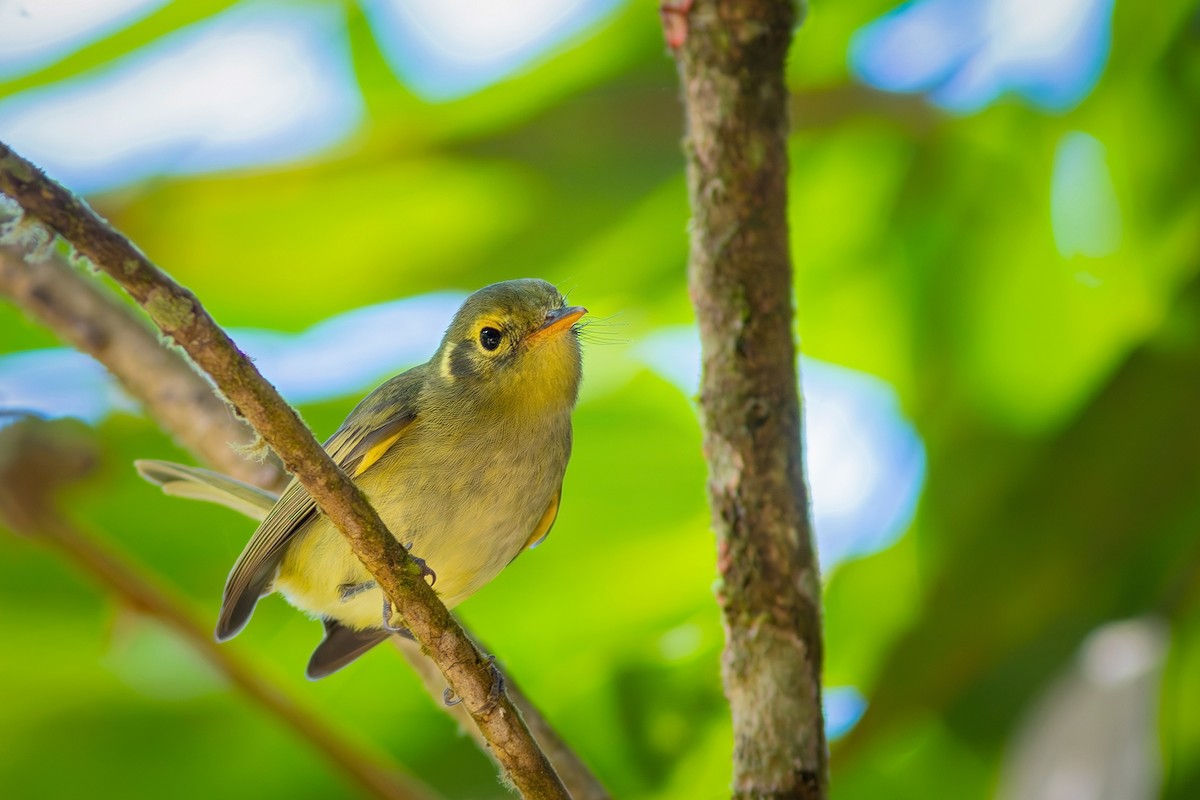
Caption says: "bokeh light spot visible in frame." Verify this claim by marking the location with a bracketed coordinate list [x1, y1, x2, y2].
[0, 3, 363, 194]
[359, 0, 623, 100]
[636, 326, 926, 571]
[0, 0, 170, 79]
[1052, 131, 1122, 259]
[850, 0, 1116, 113]
[825, 686, 868, 740]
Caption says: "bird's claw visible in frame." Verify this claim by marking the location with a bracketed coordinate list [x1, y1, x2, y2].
[379, 543, 434, 632]
[441, 654, 506, 712]
[404, 542, 436, 586]
[414, 556, 436, 586]
[481, 654, 506, 714]
[381, 597, 407, 633]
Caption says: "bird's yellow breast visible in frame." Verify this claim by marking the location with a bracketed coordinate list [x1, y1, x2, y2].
[274, 411, 571, 631]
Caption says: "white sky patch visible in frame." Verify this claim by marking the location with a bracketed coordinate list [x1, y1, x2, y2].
[397, 0, 590, 62]
[232, 293, 467, 404]
[0, 293, 465, 428]
[989, 0, 1099, 61]
[850, 0, 1115, 113]
[635, 326, 926, 571]
[0, 0, 170, 79]
[824, 686, 868, 741]
[360, 0, 621, 99]
[0, 3, 362, 194]
[0, 349, 136, 425]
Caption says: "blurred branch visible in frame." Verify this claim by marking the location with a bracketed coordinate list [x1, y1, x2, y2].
[0, 236, 604, 799]
[393, 637, 610, 800]
[791, 85, 940, 136]
[0, 141, 582, 800]
[668, 1, 828, 798]
[0, 417, 436, 800]
[0, 244, 282, 489]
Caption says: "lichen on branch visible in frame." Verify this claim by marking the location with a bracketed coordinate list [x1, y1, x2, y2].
[0, 140, 570, 800]
[667, 1, 829, 797]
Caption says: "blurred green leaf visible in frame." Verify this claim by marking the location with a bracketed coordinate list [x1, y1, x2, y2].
[2, 0, 1199, 797]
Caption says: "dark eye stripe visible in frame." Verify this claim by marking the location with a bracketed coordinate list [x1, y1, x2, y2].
[449, 341, 475, 378]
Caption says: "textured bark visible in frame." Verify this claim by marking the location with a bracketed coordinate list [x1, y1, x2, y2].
[393, 637, 611, 800]
[669, 2, 828, 798]
[0, 142, 569, 800]
[0, 192, 606, 800]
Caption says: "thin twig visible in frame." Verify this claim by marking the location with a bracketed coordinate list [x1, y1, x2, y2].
[393, 636, 610, 800]
[0, 241, 607, 799]
[0, 141, 570, 799]
[0, 417, 436, 800]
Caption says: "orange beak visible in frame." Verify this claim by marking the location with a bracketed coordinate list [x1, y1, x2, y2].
[528, 305, 587, 342]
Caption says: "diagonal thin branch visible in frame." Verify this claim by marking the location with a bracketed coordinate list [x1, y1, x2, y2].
[391, 637, 609, 800]
[0, 242, 608, 800]
[0, 141, 570, 800]
[0, 417, 436, 800]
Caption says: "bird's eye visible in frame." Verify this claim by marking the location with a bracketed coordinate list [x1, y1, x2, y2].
[479, 327, 502, 351]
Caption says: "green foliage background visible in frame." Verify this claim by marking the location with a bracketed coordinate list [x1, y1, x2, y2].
[1, 1, 1198, 798]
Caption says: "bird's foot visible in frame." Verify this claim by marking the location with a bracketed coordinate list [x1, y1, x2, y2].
[404, 542, 437, 586]
[442, 655, 506, 712]
[481, 654, 506, 714]
[381, 597, 407, 633]
[337, 580, 377, 602]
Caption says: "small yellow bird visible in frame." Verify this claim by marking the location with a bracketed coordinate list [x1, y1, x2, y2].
[138, 279, 584, 678]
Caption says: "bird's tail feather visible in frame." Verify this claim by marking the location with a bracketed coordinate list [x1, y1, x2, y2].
[135, 460, 277, 521]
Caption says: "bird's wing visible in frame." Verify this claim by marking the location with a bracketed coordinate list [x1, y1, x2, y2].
[523, 487, 562, 551]
[215, 369, 424, 641]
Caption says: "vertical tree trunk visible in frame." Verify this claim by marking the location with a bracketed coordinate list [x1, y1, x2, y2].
[667, 2, 827, 797]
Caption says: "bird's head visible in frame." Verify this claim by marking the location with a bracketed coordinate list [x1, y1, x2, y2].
[435, 279, 585, 413]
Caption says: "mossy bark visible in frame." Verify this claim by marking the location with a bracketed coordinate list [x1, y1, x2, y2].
[670, 2, 828, 797]
[0, 142, 570, 800]
[0, 250, 608, 800]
